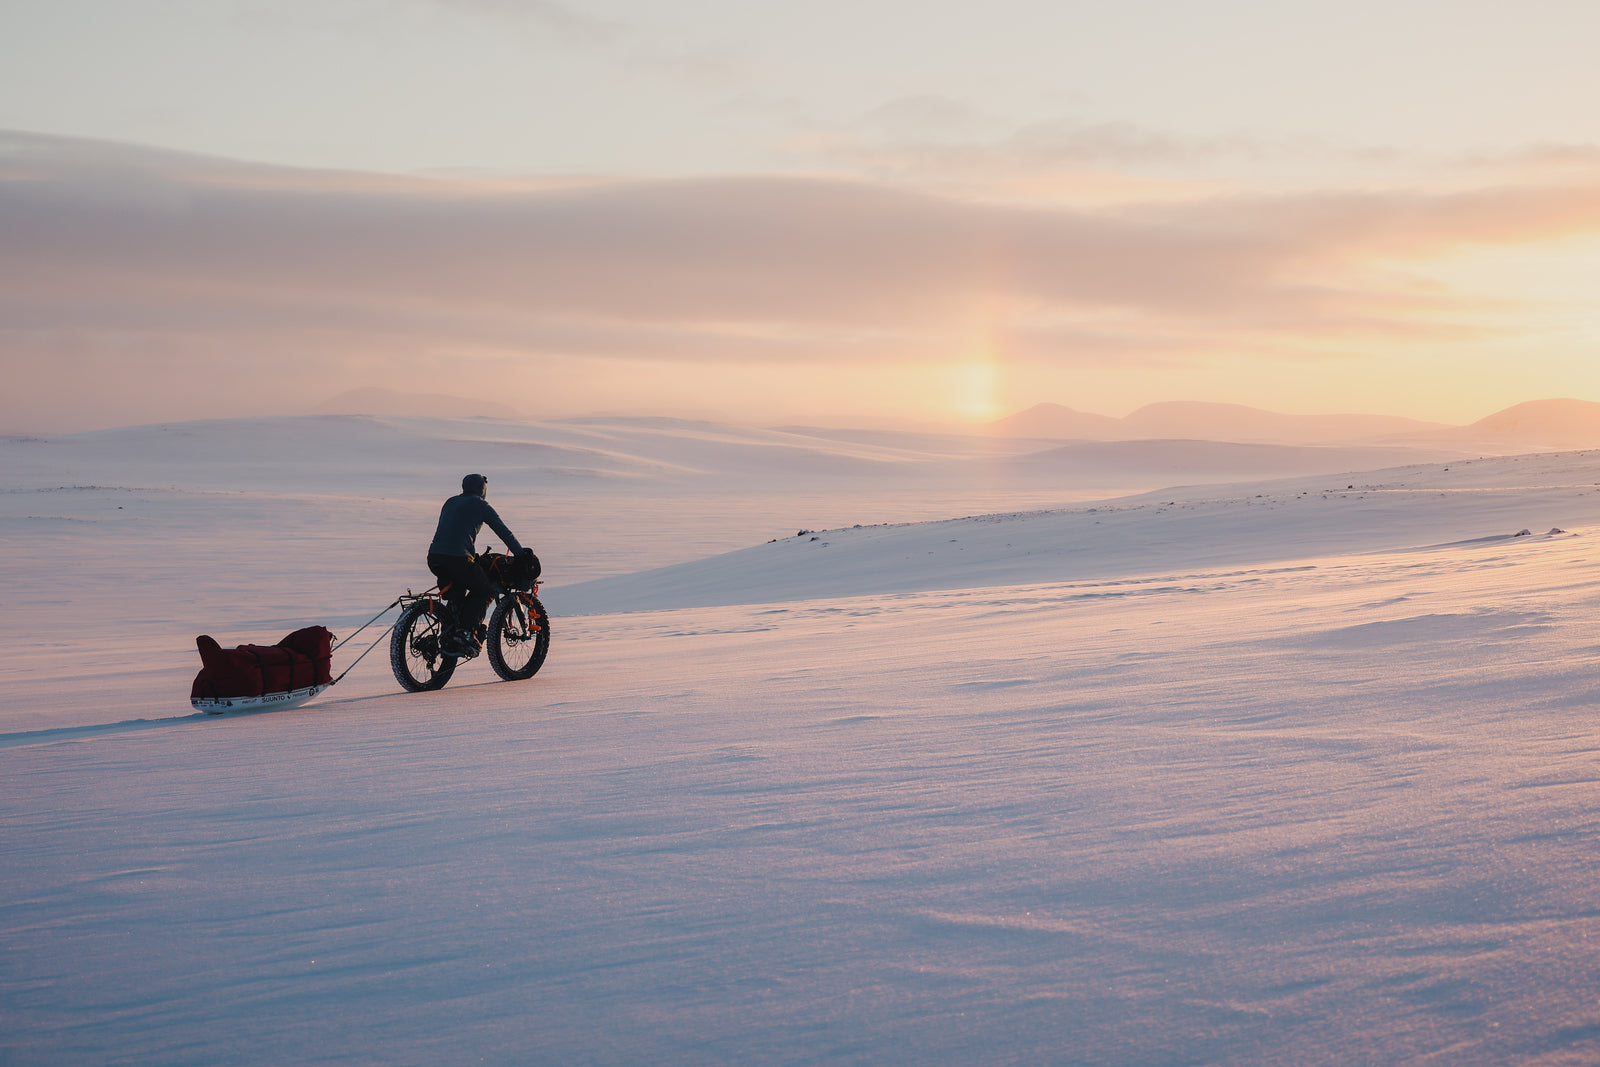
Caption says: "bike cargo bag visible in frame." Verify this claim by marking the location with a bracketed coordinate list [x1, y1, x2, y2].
[481, 549, 540, 591]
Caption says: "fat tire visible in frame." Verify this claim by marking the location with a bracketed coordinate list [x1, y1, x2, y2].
[487, 593, 550, 681]
[391, 601, 458, 692]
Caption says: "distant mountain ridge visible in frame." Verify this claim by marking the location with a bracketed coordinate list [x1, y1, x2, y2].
[989, 398, 1600, 451]
[315, 387, 519, 420]
[986, 404, 1128, 440]
[1455, 398, 1600, 449]
[988, 401, 1443, 445]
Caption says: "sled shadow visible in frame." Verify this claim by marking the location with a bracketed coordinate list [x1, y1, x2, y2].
[0, 715, 212, 749]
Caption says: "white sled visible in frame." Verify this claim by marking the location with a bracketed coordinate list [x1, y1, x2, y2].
[192, 683, 331, 715]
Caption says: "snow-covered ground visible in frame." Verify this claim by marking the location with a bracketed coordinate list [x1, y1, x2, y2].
[5, 416, 1600, 1064]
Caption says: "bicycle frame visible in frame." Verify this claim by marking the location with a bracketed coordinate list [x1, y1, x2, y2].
[391, 573, 548, 692]
[398, 579, 542, 624]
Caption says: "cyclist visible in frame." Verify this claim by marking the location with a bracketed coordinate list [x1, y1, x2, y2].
[427, 473, 526, 656]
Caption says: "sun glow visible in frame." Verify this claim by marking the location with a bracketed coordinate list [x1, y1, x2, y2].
[942, 354, 1003, 422]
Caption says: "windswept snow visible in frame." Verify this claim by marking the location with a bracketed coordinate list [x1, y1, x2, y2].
[4, 416, 1600, 1064]
[557, 454, 1600, 614]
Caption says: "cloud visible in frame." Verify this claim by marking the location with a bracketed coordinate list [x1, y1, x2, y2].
[782, 107, 1341, 193]
[851, 96, 994, 140]
[814, 117, 1283, 175]
[5, 130, 1600, 428]
[7, 134, 1582, 328]
[413, 0, 749, 91]
[421, 0, 622, 45]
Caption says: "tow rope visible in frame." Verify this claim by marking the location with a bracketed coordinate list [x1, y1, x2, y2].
[328, 599, 401, 686]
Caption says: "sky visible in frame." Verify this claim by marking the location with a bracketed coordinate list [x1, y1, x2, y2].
[4, 0, 1600, 432]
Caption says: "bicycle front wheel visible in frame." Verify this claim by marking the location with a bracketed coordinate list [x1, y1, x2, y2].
[487, 593, 550, 681]
[391, 601, 458, 692]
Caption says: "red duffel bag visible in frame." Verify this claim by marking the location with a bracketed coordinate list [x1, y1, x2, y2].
[191, 635, 265, 699]
[278, 626, 334, 685]
[191, 626, 335, 699]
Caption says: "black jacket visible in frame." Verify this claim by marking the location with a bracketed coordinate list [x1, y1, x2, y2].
[428, 493, 523, 558]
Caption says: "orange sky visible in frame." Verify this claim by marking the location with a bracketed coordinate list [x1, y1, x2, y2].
[4, 3, 1600, 431]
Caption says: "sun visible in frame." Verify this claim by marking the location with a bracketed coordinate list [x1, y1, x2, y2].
[948, 360, 1002, 421]
[943, 329, 1005, 422]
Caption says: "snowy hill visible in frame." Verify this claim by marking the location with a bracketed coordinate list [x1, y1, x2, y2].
[4, 411, 1459, 495]
[1122, 400, 1443, 444]
[982, 401, 1128, 439]
[8, 417, 1600, 1064]
[556, 452, 1600, 614]
[986, 399, 1444, 444]
[984, 397, 1600, 449]
[1458, 397, 1600, 449]
[313, 386, 521, 419]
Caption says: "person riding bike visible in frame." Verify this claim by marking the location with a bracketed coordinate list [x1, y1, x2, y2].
[427, 473, 528, 656]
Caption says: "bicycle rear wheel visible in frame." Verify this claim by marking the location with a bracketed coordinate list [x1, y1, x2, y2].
[391, 601, 458, 692]
[487, 593, 550, 681]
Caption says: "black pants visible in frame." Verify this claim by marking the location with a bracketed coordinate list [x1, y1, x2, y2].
[426, 553, 493, 630]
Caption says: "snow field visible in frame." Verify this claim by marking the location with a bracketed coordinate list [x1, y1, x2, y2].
[6, 417, 1600, 1063]
[6, 532, 1600, 1063]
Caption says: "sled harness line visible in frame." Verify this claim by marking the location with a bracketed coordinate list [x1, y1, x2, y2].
[332, 600, 401, 654]
[328, 599, 401, 687]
